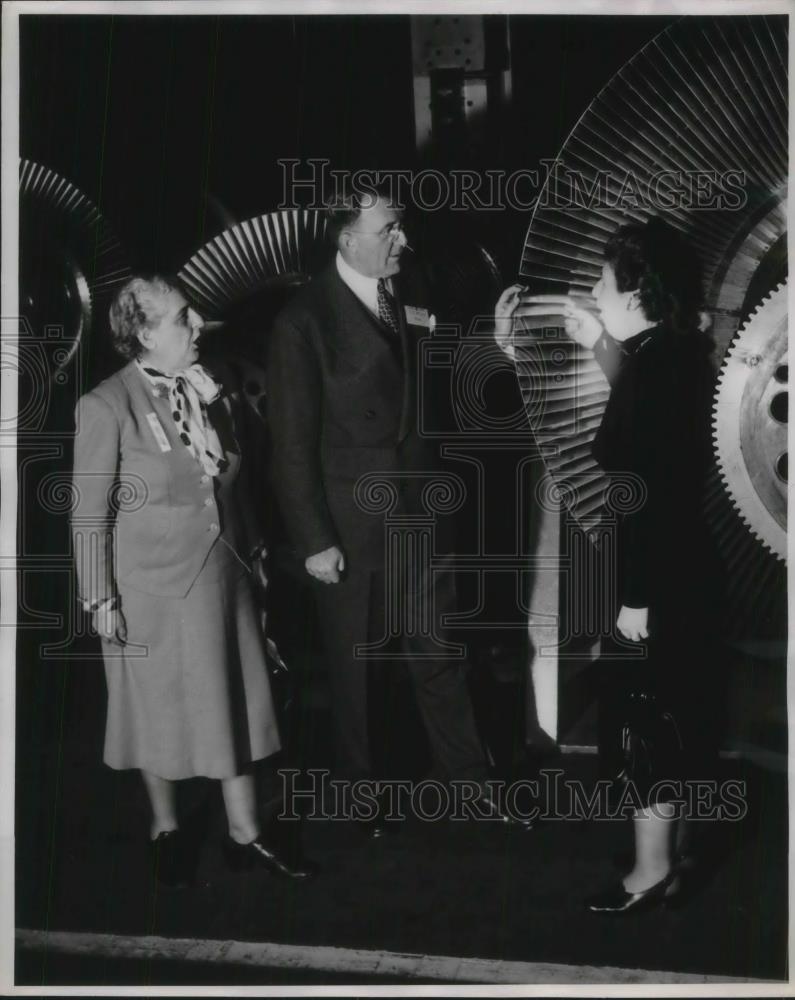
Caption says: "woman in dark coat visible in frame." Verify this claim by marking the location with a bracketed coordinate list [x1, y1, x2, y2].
[497, 218, 719, 913]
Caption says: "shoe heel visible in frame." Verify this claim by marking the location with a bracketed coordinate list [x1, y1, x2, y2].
[662, 874, 684, 907]
[222, 838, 252, 873]
[150, 830, 194, 888]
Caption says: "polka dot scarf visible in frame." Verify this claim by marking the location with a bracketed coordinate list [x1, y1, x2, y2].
[136, 361, 226, 477]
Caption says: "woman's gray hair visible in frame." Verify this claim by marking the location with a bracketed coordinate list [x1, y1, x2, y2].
[108, 274, 180, 360]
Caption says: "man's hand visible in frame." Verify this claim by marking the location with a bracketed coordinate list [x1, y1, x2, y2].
[493, 284, 527, 358]
[95, 606, 127, 646]
[617, 605, 649, 643]
[306, 545, 346, 584]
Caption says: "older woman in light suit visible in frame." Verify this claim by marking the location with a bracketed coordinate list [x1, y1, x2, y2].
[72, 275, 315, 886]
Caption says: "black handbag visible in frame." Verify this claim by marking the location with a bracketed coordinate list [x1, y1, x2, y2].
[615, 688, 685, 801]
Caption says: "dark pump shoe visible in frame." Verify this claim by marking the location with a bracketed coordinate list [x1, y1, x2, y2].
[223, 835, 318, 880]
[149, 829, 196, 889]
[585, 870, 680, 914]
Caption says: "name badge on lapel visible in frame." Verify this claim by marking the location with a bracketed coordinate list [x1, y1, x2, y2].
[146, 412, 172, 452]
[404, 305, 432, 328]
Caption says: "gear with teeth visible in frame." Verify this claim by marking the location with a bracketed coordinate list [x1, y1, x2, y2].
[713, 282, 788, 561]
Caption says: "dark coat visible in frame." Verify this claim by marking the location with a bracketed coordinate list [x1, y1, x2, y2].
[266, 262, 448, 570]
[591, 324, 717, 623]
[591, 324, 724, 791]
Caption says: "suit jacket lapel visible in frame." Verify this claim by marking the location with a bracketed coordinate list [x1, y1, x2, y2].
[322, 265, 417, 441]
[326, 266, 402, 369]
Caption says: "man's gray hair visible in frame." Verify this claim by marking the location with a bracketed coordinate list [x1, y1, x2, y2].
[324, 180, 394, 245]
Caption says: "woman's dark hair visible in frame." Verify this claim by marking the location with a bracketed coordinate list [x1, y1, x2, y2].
[604, 218, 704, 334]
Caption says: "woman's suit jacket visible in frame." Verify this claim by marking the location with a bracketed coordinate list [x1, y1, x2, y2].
[591, 324, 723, 782]
[591, 323, 717, 621]
[72, 359, 262, 603]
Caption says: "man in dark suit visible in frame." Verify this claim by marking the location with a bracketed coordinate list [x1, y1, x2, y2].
[267, 187, 527, 833]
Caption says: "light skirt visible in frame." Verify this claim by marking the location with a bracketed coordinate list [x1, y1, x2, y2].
[102, 546, 280, 780]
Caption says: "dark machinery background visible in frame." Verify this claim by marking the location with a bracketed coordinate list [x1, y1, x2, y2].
[16, 13, 787, 821]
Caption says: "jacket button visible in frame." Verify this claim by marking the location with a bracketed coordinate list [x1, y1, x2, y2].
[200, 474, 210, 484]
[365, 409, 376, 419]
[209, 522, 219, 532]
[204, 497, 213, 507]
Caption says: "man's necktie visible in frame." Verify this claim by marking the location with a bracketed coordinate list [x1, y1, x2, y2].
[377, 278, 400, 337]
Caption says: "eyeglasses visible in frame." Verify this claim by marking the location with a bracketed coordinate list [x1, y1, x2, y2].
[345, 221, 405, 241]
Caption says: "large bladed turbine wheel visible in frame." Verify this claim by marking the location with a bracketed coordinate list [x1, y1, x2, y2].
[178, 209, 330, 320]
[19, 160, 131, 391]
[177, 209, 331, 423]
[513, 15, 787, 637]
